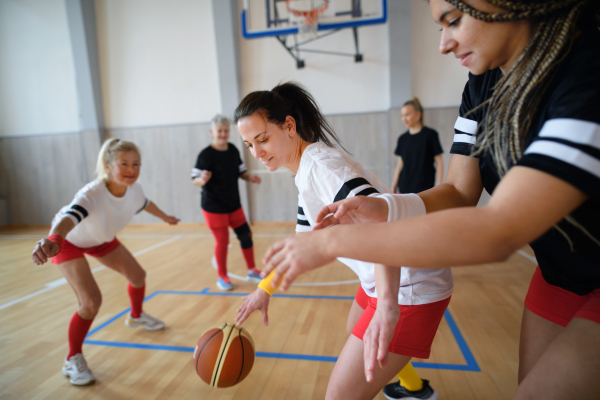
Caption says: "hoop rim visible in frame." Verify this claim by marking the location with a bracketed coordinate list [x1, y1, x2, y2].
[286, 0, 329, 19]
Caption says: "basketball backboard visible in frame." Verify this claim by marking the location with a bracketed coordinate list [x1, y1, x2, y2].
[241, 0, 387, 39]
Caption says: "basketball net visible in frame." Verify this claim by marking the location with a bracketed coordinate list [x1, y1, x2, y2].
[286, 0, 329, 38]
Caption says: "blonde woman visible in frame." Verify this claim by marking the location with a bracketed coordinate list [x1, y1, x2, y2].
[31, 138, 179, 386]
[260, 0, 600, 398]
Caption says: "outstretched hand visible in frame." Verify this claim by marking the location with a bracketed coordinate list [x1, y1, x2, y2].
[363, 300, 400, 382]
[260, 229, 336, 291]
[312, 196, 389, 230]
[235, 288, 271, 326]
[31, 238, 61, 265]
[163, 215, 180, 225]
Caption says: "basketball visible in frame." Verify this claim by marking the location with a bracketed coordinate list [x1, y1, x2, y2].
[193, 323, 255, 387]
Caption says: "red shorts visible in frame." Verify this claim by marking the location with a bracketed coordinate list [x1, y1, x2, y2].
[51, 237, 121, 264]
[352, 286, 451, 359]
[525, 267, 600, 326]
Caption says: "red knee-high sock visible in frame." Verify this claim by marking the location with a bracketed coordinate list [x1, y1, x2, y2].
[68, 312, 94, 359]
[127, 283, 145, 318]
[241, 247, 256, 270]
[212, 227, 229, 279]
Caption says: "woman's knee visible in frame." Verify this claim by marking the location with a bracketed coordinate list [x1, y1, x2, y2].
[80, 293, 102, 318]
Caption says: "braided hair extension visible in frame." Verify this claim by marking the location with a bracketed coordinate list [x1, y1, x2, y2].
[446, 0, 600, 248]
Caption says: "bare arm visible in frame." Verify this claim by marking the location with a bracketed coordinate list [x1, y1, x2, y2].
[261, 163, 587, 290]
[327, 167, 586, 267]
[144, 201, 180, 225]
[391, 158, 403, 194]
[192, 170, 212, 187]
[434, 154, 444, 186]
[240, 171, 261, 184]
[31, 216, 75, 265]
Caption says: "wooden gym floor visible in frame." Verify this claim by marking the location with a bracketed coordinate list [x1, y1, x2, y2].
[0, 223, 536, 400]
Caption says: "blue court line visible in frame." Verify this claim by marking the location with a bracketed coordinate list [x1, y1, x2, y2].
[154, 289, 354, 301]
[85, 288, 479, 371]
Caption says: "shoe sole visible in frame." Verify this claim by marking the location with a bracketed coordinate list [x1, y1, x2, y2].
[216, 282, 233, 291]
[125, 319, 165, 331]
[383, 391, 438, 400]
[62, 368, 95, 386]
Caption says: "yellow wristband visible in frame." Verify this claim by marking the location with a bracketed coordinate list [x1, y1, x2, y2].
[257, 270, 281, 296]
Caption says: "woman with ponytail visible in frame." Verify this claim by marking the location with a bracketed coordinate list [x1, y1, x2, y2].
[31, 138, 179, 386]
[233, 82, 453, 400]
[259, 1, 600, 398]
[391, 97, 444, 194]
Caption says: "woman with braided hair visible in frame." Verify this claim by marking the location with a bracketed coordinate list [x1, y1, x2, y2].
[258, 0, 600, 398]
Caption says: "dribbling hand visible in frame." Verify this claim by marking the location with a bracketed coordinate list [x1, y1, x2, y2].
[31, 238, 61, 265]
[261, 230, 336, 292]
[235, 288, 271, 326]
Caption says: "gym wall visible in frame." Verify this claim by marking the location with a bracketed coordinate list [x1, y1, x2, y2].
[0, 0, 471, 226]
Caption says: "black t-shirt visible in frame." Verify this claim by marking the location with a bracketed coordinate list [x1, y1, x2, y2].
[450, 28, 600, 295]
[394, 126, 443, 193]
[192, 143, 247, 213]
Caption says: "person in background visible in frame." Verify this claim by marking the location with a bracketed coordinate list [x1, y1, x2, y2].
[391, 98, 444, 194]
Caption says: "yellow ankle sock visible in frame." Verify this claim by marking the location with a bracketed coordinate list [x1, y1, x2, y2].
[397, 363, 423, 392]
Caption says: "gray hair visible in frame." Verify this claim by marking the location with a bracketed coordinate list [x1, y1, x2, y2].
[211, 114, 231, 129]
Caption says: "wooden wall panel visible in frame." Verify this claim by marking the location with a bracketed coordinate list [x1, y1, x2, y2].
[0, 133, 89, 225]
[0, 109, 467, 225]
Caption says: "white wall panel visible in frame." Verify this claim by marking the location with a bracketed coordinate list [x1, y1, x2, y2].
[95, 0, 222, 128]
[410, 0, 468, 108]
[239, 14, 390, 114]
[0, 0, 79, 137]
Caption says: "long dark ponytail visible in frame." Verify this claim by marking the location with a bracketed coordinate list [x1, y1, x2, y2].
[234, 82, 345, 150]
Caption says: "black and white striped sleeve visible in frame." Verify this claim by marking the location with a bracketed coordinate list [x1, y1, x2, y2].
[64, 204, 89, 225]
[296, 204, 312, 233]
[63, 192, 94, 226]
[333, 177, 379, 203]
[519, 119, 600, 201]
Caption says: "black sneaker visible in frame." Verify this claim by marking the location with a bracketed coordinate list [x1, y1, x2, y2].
[383, 379, 438, 400]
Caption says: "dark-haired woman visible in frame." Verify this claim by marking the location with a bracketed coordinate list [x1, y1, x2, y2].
[391, 98, 444, 195]
[233, 82, 452, 400]
[259, 0, 600, 398]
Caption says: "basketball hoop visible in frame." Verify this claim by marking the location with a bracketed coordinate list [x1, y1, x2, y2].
[286, 0, 329, 37]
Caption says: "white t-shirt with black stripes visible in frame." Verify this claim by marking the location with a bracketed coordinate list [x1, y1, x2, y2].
[295, 143, 454, 305]
[53, 180, 148, 248]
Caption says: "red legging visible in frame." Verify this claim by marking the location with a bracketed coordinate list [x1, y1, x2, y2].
[202, 207, 255, 278]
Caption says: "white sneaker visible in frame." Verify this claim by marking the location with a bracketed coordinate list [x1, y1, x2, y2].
[62, 353, 95, 386]
[125, 311, 165, 331]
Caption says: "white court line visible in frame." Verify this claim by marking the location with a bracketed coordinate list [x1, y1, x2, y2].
[517, 250, 537, 264]
[211, 253, 360, 286]
[0, 236, 182, 311]
[0, 233, 292, 239]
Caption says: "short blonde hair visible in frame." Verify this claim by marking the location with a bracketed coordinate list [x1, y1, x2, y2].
[95, 138, 141, 182]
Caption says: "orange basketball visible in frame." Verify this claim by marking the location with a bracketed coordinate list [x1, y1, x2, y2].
[192, 323, 255, 387]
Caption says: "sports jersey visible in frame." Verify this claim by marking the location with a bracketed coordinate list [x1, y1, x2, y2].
[451, 27, 600, 295]
[394, 127, 443, 193]
[53, 180, 148, 248]
[192, 143, 247, 214]
[295, 143, 454, 305]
